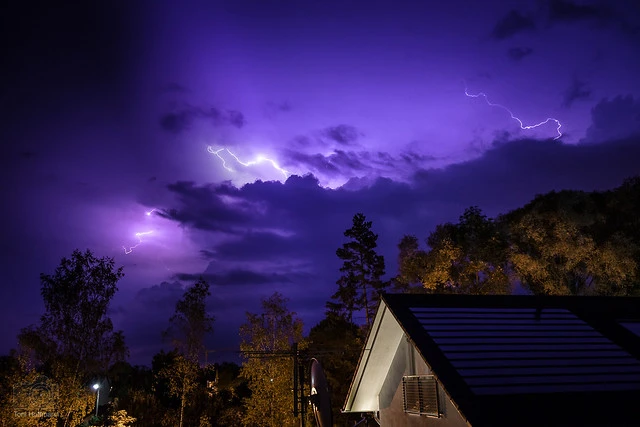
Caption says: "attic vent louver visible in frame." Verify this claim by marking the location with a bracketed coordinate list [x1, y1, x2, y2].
[402, 375, 439, 417]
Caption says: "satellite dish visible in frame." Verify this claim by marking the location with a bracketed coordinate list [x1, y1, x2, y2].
[309, 358, 332, 427]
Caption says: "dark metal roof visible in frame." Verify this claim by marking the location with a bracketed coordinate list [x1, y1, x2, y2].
[381, 293, 640, 427]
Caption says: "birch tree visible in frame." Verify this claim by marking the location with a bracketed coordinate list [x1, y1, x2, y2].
[240, 293, 304, 427]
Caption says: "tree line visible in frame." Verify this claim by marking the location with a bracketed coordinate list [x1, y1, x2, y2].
[1, 176, 638, 426]
[395, 177, 640, 296]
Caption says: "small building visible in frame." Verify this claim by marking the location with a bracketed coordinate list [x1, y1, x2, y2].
[343, 293, 640, 426]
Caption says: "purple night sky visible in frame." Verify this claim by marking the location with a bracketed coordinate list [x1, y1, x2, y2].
[2, 0, 640, 364]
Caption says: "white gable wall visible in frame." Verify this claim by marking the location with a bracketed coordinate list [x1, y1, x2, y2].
[378, 336, 469, 426]
[344, 302, 405, 412]
[344, 300, 469, 426]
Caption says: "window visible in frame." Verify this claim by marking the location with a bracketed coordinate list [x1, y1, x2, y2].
[402, 375, 439, 417]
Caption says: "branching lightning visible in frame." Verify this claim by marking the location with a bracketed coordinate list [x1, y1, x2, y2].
[122, 208, 161, 254]
[123, 230, 154, 254]
[207, 146, 289, 179]
[464, 85, 563, 140]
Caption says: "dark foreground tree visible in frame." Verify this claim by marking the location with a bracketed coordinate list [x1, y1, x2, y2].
[16, 249, 127, 427]
[108, 361, 165, 427]
[504, 190, 638, 295]
[396, 207, 511, 295]
[160, 278, 215, 427]
[393, 234, 429, 292]
[328, 213, 387, 327]
[307, 314, 365, 427]
[240, 292, 304, 427]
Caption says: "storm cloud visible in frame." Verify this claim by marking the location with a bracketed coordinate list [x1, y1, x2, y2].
[159, 106, 245, 133]
[492, 10, 536, 39]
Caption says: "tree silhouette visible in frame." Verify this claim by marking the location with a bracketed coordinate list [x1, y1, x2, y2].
[240, 292, 304, 427]
[161, 277, 214, 427]
[328, 213, 387, 327]
[17, 249, 126, 427]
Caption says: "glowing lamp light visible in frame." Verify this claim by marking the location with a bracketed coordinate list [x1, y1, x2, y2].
[93, 383, 100, 416]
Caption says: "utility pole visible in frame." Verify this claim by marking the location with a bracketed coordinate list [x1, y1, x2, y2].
[299, 358, 306, 427]
[292, 342, 306, 427]
[293, 342, 298, 417]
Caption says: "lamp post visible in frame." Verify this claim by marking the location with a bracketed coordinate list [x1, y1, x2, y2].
[92, 383, 100, 417]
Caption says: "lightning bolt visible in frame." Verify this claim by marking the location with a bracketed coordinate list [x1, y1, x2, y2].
[207, 146, 289, 179]
[464, 85, 563, 140]
[123, 230, 154, 254]
[122, 208, 161, 254]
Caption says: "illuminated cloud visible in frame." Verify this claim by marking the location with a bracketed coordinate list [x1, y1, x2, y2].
[583, 95, 640, 143]
[562, 76, 591, 108]
[207, 147, 289, 180]
[322, 124, 361, 146]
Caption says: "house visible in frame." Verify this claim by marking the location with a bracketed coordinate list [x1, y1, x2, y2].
[343, 293, 640, 426]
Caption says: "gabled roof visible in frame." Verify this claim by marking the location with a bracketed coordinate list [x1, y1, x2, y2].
[344, 293, 640, 426]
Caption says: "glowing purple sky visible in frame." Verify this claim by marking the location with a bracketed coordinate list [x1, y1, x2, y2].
[2, 0, 640, 364]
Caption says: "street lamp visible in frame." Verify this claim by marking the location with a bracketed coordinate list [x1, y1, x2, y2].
[92, 383, 100, 417]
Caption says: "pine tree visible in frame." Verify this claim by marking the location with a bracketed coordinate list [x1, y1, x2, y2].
[328, 213, 387, 327]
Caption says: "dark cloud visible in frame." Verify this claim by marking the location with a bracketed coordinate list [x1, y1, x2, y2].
[199, 249, 217, 259]
[583, 95, 640, 143]
[158, 181, 258, 232]
[264, 101, 292, 118]
[262, 101, 292, 122]
[507, 46, 534, 61]
[492, 10, 536, 39]
[277, 101, 292, 112]
[201, 232, 300, 262]
[283, 149, 436, 179]
[135, 280, 185, 309]
[130, 135, 640, 363]
[413, 137, 640, 212]
[226, 110, 245, 128]
[323, 124, 361, 146]
[160, 110, 194, 134]
[291, 135, 313, 147]
[160, 136, 640, 264]
[562, 77, 591, 107]
[283, 151, 358, 177]
[158, 82, 189, 94]
[548, 0, 607, 23]
[159, 106, 244, 133]
[331, 150, 371, 170]
[399, 151, 439, 165]
[162, 137, 640, 246]
[173, 269, 293, 286]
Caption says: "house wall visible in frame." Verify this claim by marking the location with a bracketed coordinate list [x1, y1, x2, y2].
[378, 336, 468, 427]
